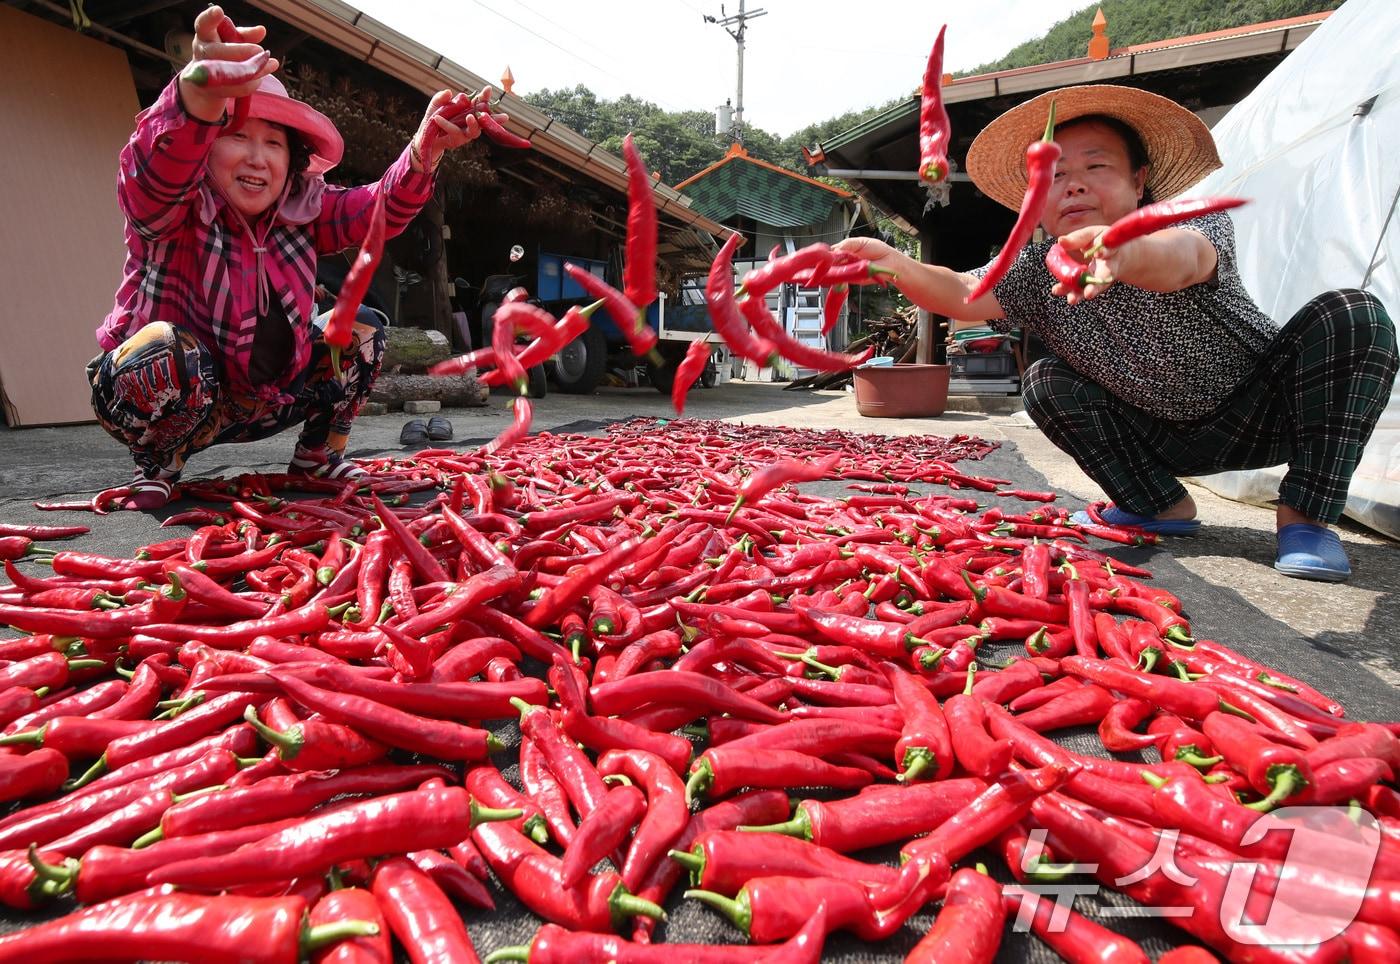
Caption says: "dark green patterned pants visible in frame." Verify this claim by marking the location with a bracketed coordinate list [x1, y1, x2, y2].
[1022, 289, 1397, 522]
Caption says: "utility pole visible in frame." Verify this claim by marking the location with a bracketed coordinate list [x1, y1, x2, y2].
[704, 1, 767, 142]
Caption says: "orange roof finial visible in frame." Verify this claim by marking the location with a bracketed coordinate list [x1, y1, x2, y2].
[1088, 8, 1110, 60]
[501, 65, 515, 94]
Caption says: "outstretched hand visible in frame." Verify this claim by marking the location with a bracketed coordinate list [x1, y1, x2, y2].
[180, 6, 279, 122]
[412, 89, 511, 172]
[1050, 225, 1116, 305]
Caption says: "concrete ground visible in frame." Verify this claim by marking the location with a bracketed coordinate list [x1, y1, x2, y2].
[2, 378, 1396, 692]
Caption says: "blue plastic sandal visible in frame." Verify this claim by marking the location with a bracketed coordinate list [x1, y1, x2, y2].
[1274, 523, 1351, 582]
[1069, 506, 1201, 536]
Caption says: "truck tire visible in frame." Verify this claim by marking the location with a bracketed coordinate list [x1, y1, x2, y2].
[646, 342, 695, 394]
[526, 363, 548, 399]
[552, 325, 607, 394]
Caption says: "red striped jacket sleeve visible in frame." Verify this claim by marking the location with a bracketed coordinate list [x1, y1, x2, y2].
[313, 144, 436, 255]
[117, 77, 224, 243]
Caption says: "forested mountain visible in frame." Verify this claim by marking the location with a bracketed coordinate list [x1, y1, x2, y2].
[524, 0, 1344, 183]
[967, 0, 1342, 75]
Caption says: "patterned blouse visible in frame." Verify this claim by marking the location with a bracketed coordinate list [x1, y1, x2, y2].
[972, 212, 1280, 421]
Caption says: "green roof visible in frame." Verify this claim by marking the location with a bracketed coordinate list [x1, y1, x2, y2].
[679, 155, 846, 229]
[821, 98, 917, 156]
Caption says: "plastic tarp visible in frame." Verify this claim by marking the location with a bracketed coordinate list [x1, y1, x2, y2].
[1186, 0, 1400, 538]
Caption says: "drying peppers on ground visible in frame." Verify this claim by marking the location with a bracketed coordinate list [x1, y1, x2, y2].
[0, 416, 1396, 961]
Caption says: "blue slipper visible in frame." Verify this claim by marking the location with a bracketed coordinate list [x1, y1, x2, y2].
[1274, 523, 1351, 582]
[1069, 506, 1201, 536]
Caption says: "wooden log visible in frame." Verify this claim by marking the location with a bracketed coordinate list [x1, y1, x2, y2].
[382, 326, 454, 374]
[369, 372, 488, 410]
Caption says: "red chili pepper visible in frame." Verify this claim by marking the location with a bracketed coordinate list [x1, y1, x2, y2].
[685, 867, 933, 944]
[706, 234, 779, 367]
[1201, 711, 1314, 809]
[370, 856, 482, 964]
[907, 865, 1004, 964]
[0, 523, 88, 540]
[0, 715, 155, 759]
[1012, 681, 1115, 732]
[943, 666, 1015, 778]
[671, 339, 712, 415]
[590, 669, 786, 724]
[487, 912, 828, 962]
[918, 25, 951, 183]
[472, 821, 665, 933]
[324, 192, 387, 355]
[0, 891, 379, 961]
[563, 262, 659, 360]
[882, 662, 954, 782]
[482, 397, 534, 456]
[0, 748, 68, 805]
[550, 657, 691, 776]
[670, 828, 899, 896]
[727, 454, 841, 522]
[515, 694, 612, 820]
[685, 746, 872, 803]
[241, 704, 386, 771]
[1059, 655, 1243, 723]
[627, 790, 790, 943]
[0, 747, 238, 851]
[560, 782, 647, 888]
[1088, 196, 1248, 257]
[738, 293, 875, 373]
[272, 672, 501, 761]
[464, 766, 552, 845]
[966, 102, 1060, 303]
[902, 763, 1070, 876]
[622, 133, 659, 311]
[150, 785, 517, 890]
[519, 733, 578, 847]
[181, 48, 271, 88]
[1003, 885, 1150, 964]
[309, 886, 392, 964]
[1045, 240, 1113, 293]
[595, 749, 690, 893]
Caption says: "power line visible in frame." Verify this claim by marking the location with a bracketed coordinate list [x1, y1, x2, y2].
[466, 0, 632, 94]
[466, 0, 690, 114]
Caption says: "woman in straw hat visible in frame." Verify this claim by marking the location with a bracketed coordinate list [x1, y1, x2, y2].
[90, 5, 493, 509]
[837, 85, 1396, 582]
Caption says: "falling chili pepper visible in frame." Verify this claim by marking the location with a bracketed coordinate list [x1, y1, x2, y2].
[966, 101, 1060, 303]
[563, 263, 660, 361]
[706, 234, 779, 367]
[672, 339, 713, 415]
[622, 134, 659, 312]
[918, 25, 952, 184]
[1086, 196, 1248, 258]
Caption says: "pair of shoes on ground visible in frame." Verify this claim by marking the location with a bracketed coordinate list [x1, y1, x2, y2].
[1069, 505, 1351, 582]
[400, 415, 453, 447]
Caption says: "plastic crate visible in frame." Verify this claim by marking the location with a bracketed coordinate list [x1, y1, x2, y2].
[951, 352, 1015, 378]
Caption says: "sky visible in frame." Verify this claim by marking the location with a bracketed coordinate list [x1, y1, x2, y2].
[347, 0, 1094, 137]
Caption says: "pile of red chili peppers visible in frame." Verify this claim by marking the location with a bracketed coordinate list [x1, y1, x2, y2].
[1, 417, 1397, 962]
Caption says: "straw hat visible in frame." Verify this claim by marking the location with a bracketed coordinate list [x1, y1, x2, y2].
[231, 73, 344, 175]
[965, 85, 1220, 211]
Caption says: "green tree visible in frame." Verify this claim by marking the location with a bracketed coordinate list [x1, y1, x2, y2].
[964, 0, 1343, 75]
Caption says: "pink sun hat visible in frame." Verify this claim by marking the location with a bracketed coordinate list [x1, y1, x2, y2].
[230, 73, 344, 175]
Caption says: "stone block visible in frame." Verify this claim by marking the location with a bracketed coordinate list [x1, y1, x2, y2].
[403, 400, 442, 414]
